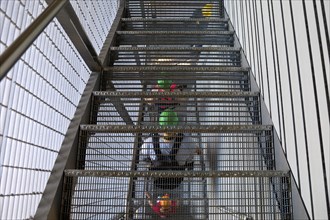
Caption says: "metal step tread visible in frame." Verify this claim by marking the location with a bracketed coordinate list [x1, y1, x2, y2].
[121, 18, 228, 22]
[79, 124, 272, 132]
[104, 66, 249, 72]
[93, 91, 259, 98]
[106, 75, 248, 82]
[110, 46, 241, 52]
[116, 30, 234, 35]
[64, 170, 290, 178]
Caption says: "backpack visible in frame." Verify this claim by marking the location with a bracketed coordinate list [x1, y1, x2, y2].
[150, 133, 185, 189]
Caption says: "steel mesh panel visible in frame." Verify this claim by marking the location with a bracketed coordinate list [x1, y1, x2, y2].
[0, 1, 93, 219]
[110, 48, 240, 67]
[126, 0, 223, 19]
[209, 176, 292, 220]
[102, 72, 250, 92]
[69, 0, 120, 54]
[201, 131, 273, 171]
[116, 31, 234, 47]
[62, 171, 292, 220]
[91, 91, 260, 126]
[62, 176, 130, 220]
[77, 131, 135, 170]
[122, 18, 228, 31]
[77, 126, 273, 172]
[106, 79, 250, 92]
[111, 80, 144, 92]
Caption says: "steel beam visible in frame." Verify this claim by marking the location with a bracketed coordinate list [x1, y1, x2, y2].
[45, 0, 102, 71]
[64, 170, 290, 178]
[104, 66, 250, 72]
[80, 124, 273, 133]
[110, 46, 241, 51]
[93, 90, 259, 98]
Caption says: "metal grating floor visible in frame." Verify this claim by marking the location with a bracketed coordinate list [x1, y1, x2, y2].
[62, 171, 291, 220]
[91, 91, 260, 125]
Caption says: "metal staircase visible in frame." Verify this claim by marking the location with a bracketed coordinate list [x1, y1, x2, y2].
[61, 1, 292, 219]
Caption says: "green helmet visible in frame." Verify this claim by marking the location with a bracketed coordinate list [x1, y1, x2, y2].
[157, 79, 173, 89]
[159, 109, 179, 126]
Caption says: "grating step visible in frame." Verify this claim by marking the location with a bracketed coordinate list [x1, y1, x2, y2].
[79, 124, 272, 132]
[65, 170, 289, 178]
[110, 46, 241, 51]
[103, 71, 250, 91]
[116, 31, 234, 46]
[76, 124, 275, 179]
[103, 75, 250, 92]
[93, 91, 259, 97]
[110, 47, 242, 54]
[127, 0, 225, 19]
[121, 18, 228, 22]
[110, 46, 241, 67]
[122, 18, 229, 31]
[103, 71, 248, 81]
[104, 66, 249, 73]
[77, 125, 274, 171]
[91, 91, 261, 125]
[117, 31, 234, 35]
[62, 170, 291, 220]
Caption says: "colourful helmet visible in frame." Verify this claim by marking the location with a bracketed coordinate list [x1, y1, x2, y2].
[159, 109, 179, 126]
[157, 79, 173, 89]
[202, 3, 213, 17]
[159, 194, 171, 208]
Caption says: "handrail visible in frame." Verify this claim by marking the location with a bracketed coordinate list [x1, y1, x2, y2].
[0, 0, 68, 81]
[45, 0, 102, 71]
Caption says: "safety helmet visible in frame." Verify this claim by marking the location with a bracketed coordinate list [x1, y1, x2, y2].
[202, 3, 213, 17]
[159, 194, 171, 208]
[159, 109, 179, 126]
[157, 79, 173, 89]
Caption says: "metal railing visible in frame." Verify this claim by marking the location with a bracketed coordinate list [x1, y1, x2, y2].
[0, 0, 120, 219]
[0, 0, 68, 80]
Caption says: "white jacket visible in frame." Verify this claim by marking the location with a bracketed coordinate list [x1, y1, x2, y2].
[140, 135, 198, 166]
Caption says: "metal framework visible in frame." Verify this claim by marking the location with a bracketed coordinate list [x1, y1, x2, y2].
[60, 1, 294, 219]
[0, 0, 325, 218]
